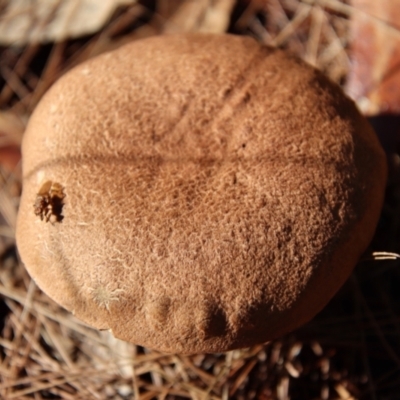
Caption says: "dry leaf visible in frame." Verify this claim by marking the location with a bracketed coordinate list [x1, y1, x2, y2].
[0, 0, 136, 46]
[0, 146, 21, 173]
[164, 0, 236, 34]
[0, 111, 24, 173]
[346, 0, 400, 115]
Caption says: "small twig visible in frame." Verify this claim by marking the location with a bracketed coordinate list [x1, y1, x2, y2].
[362, 252, 400, 261]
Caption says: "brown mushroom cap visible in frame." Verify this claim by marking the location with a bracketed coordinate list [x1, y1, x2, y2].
[16, 33, 386, 354]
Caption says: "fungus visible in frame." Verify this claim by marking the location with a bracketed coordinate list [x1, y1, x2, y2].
[16, 34, 387, 354]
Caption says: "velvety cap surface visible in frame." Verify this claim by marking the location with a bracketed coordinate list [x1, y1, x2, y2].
[16, 34, 387, 353]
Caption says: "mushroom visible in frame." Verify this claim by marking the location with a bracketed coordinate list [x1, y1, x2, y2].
[16, 33, 387, 354]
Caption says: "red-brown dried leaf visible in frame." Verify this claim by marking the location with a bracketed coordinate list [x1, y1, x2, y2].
[346, 0, 400, 115]
[0, 112, 24, 173]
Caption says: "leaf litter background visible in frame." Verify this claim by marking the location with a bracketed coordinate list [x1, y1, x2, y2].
[0, 0, 400, 399]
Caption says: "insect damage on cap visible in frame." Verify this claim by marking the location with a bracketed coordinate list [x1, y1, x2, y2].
[34, 181, 65, 223]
